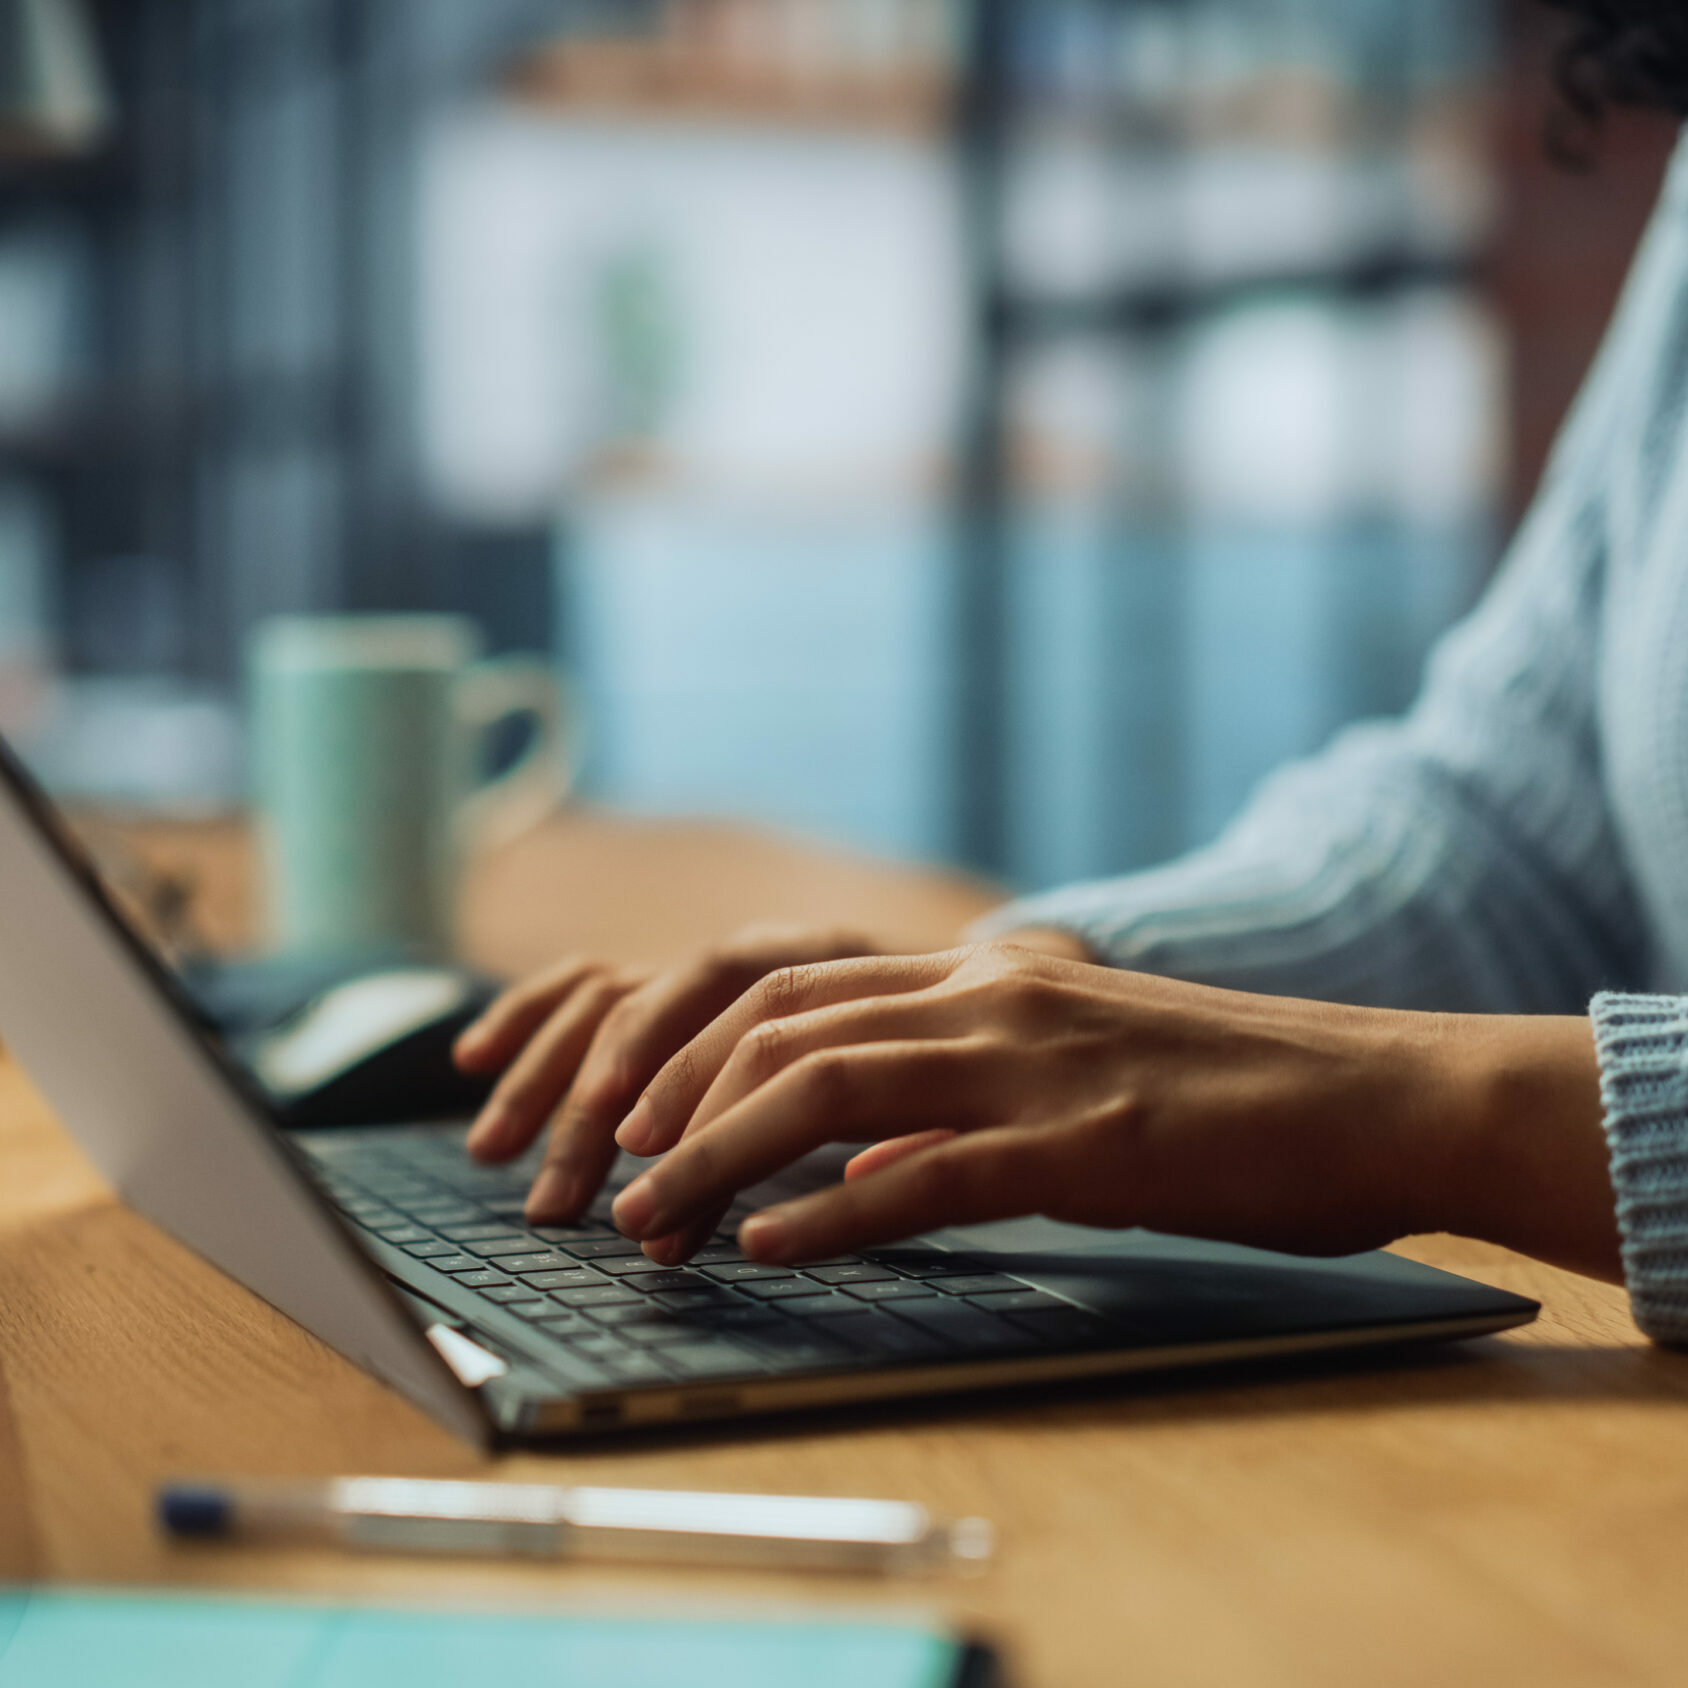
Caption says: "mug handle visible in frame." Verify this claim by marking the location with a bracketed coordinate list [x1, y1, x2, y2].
[454, 657, 576, 853]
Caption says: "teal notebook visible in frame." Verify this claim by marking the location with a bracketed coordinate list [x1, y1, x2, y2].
[0, 1590, 984, 1688]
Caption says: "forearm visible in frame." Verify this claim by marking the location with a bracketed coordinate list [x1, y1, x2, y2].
[992, 945, 1622, 1281]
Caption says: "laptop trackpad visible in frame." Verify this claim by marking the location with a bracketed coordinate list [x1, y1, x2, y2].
[924, 1220, 1520, 1341]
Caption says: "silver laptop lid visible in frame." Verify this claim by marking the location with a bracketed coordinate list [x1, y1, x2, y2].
[0, 739, 488, 1447]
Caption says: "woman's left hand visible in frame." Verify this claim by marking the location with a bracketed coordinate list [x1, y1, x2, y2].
[606, 943, 1618, 1281]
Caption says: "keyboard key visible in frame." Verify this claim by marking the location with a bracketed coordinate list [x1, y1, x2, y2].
[567, 1333, 629, 1360]
[502, 1300, 556, 1321]
[401, 1240, 461, 1259]
[623, 1270, 705, 1293]
[653, 1288, 737, 1312]
[423, 1255, 484, 1275]
[603, 1350, 673, 1384]
[625, 1320, 709, 1347]
[863, 1252, 977, 1281]
[528, 1224, 607, 1243]
[701, 1263, 797, 1283]
[932, 1275, 1028, 1297]
[550, 1285, 641, 1309]
[441, 1222, 526, 1242]
[737, 1326, 853, 1367]
[824, 1314, 952, 1359]
[533, 1311, 595, 1336]
[839, 1279, 941, 1303]
[346, 1213, 408, 1236]
[339, 1200, 397, 1221]
[759, 1290, 860, 1316]
[965, 1289, 1073, 1315]
[359, 1180, 434, 1200]
[592, 1254, 677, 1277]
[456, 1271, 516, 1290]
[404, 1205, 482, 1226]
[582, 1301, 665, 1328]
[801, 1264, 896, 1286]
[520, 1270, 600, 1292]
[890, 1301, 1039, 1350]
[480, 1284, 545, 1304]
[374, 1226, 434, 1245]
[563, 1237, 646, 1260]
[673, 1301, 779, 1328]
[659, 1341, 761, 1381]
[740, 1278, 838, 1301]
[463, 1236, 539, 1258]
[687, 1245, 746, 1266]
[1006, 1308, 1121, 1346]
[486, 1253, 577, 1275]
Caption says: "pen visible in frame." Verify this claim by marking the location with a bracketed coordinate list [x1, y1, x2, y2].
[158, 1477, 995, 1576]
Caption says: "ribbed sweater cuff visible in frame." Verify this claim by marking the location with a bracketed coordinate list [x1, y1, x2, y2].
[1590, 992, 1688, 1346]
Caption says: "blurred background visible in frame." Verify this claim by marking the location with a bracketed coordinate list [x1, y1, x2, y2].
[0, 0, 1678, 891]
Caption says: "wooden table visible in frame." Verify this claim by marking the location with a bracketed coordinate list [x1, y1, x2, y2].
[3, 811, 1687, 1688]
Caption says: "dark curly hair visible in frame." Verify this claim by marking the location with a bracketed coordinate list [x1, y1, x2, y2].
[1545, 1, 1688, 130]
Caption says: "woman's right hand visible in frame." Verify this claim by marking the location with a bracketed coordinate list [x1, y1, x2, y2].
[452, 925, 887, 1222]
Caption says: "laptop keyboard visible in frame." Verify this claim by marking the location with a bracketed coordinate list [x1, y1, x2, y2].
[298, 1127, 1121, 1389]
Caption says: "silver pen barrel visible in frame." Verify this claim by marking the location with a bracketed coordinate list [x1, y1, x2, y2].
[160, 1477, 994, 1575]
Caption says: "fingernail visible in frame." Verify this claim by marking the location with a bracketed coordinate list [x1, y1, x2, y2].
[615, 1097, 656, 1154]
[739, 1212, 790, 1261]
[612, 1175, 659, 1238]
[525, 1164, 578, 1222]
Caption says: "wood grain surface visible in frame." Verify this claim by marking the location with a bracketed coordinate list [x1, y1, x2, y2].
[2, 812, 1686, 1688]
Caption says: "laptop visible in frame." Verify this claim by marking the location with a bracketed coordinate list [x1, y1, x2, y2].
[0, 737, 1539, 1447]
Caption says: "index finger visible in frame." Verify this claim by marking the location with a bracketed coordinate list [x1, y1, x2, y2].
[616, 951, 963, 1156]
[453, 958, 602, 1072]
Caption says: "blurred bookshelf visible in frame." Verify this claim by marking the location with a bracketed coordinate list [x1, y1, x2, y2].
[0, 0, 1657, 888]
[505, 9, 956, 135]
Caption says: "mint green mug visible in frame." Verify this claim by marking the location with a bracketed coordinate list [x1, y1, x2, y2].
[250, 615, 571, 958]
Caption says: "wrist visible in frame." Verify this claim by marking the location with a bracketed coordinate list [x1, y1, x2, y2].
[1429, 1013, 1618, 1281]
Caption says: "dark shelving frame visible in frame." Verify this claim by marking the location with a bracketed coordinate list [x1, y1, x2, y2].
[948, 0, 1486, 874]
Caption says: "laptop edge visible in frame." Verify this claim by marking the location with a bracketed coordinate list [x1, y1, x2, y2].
[0, 738, 489, 1446]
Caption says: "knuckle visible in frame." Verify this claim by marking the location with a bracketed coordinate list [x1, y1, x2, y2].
[956, 941, 1012, 975]
[792, 1049, 850, 1111]
[738, 1016, 795, 1081]
[755, 963, 815, 1019]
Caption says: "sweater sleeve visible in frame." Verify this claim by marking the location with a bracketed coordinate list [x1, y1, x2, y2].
[1591, 993, 1688, 1344]
[975, 464, 1649, 1013]
[970, 138, 1688, 1015]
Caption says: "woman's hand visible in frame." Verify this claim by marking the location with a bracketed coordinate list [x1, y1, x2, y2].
[601, 943, 1619, 1281]
[452, 925, 887, 1220]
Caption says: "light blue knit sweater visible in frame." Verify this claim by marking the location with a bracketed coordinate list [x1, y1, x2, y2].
[980, 132, 1688, 1344]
